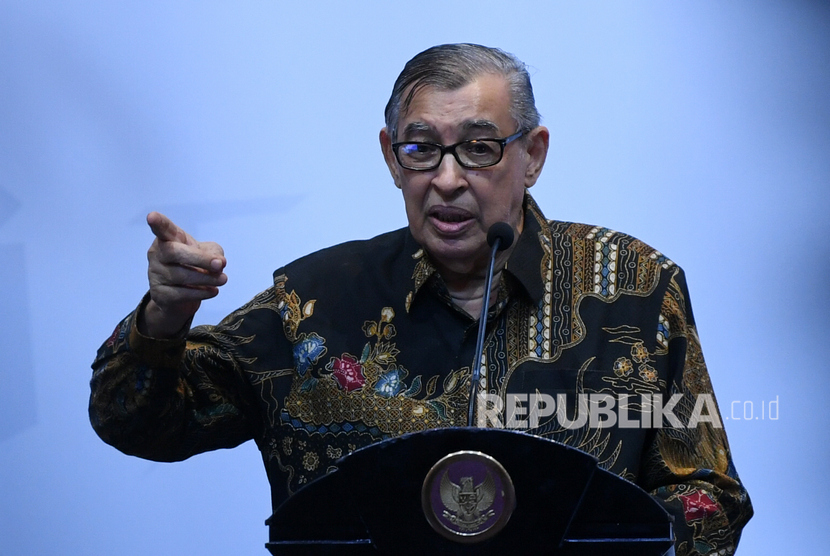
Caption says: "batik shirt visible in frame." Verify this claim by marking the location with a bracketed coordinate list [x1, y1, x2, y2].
[90, 195, 752, 555]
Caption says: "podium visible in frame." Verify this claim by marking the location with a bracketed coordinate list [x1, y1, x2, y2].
[266, 428, 674, 555]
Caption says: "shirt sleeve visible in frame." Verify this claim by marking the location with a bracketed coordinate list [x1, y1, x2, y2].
[89, 293, 268, 462]
[639, 269, 753, 555]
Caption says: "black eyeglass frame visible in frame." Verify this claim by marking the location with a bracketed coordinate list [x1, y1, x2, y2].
[391, 130, 526, 171]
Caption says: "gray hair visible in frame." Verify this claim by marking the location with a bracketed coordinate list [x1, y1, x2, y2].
[384, 43, 541, 141]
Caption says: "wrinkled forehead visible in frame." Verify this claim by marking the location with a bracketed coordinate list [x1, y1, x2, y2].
[396, 75, 515, 139]
[399, 72, 510, 115]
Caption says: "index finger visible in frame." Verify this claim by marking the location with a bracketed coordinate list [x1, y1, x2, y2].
[147, 212, 188, 244]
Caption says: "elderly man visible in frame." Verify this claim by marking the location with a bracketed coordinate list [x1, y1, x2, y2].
[90, 44, 752, 554]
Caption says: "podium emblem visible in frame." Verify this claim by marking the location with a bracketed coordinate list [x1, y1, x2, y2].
[421, 450, 516, 543]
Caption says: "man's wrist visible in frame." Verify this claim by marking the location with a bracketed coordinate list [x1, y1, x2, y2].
[139, 297, 193, 339]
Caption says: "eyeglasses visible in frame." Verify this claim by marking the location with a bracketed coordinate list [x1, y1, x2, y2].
[391, 130, 525, 171]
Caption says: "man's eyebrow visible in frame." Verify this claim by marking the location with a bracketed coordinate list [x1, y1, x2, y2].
[399, 119, 501, 140]
[461, 120, 501, 134]
[400, 122, 434, 138]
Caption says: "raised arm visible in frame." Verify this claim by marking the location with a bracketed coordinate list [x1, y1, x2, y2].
[89, 213, 257, 461]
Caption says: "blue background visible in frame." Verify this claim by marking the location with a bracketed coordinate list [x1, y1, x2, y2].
[1, 1, 828, 554]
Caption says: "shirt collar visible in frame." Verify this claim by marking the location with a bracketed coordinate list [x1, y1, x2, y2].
[403, 193, 550, 312]
[402, 232, 437, 313]
[503, 194, 548, 305]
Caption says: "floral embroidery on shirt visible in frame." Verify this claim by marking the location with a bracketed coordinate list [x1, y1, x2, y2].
[678, 490, 720, 522]
[328, 354, 366, 391]
[282, 306, 468, 435]
[294, 332, 326, 377]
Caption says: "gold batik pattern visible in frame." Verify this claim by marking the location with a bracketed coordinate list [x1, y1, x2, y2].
[512, 199, 675, 368]
[275, 275, 469, 435]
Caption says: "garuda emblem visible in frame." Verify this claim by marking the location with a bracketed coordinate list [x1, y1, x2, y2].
[421, 451, 515, 543]
[440, 471, 497, 531]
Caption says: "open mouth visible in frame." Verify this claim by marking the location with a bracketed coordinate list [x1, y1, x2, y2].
[428, 206, 474, 222]
[427, 206, 475, 235]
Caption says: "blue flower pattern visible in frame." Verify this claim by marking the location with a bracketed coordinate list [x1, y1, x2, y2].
[293, 333, 326, 376]
[375, 368, 405, 398]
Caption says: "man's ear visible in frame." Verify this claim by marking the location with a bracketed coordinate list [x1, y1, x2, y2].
[523, 126, 550, 189]
[379, 127, 402, 188]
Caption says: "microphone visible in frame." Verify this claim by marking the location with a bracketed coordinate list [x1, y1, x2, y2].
[467, 222, 515, 426]
[487, 222, 514, 252]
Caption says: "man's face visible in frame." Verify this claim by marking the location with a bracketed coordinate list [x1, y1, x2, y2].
[380, 73, 548, 277]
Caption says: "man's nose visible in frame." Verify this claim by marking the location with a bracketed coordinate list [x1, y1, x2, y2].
[431, 152, 468, 194]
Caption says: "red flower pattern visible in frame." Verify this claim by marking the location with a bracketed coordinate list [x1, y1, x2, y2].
[678, 490, 720, 522]
[330, 354, 365, 391]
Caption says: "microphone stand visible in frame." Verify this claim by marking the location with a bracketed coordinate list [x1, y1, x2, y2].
[466, 224, 513, 427]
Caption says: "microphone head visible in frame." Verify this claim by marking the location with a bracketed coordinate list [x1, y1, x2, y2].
[487, 222, 514, 251]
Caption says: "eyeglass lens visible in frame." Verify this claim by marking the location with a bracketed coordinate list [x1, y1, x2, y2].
[397, 139, 503, 169]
